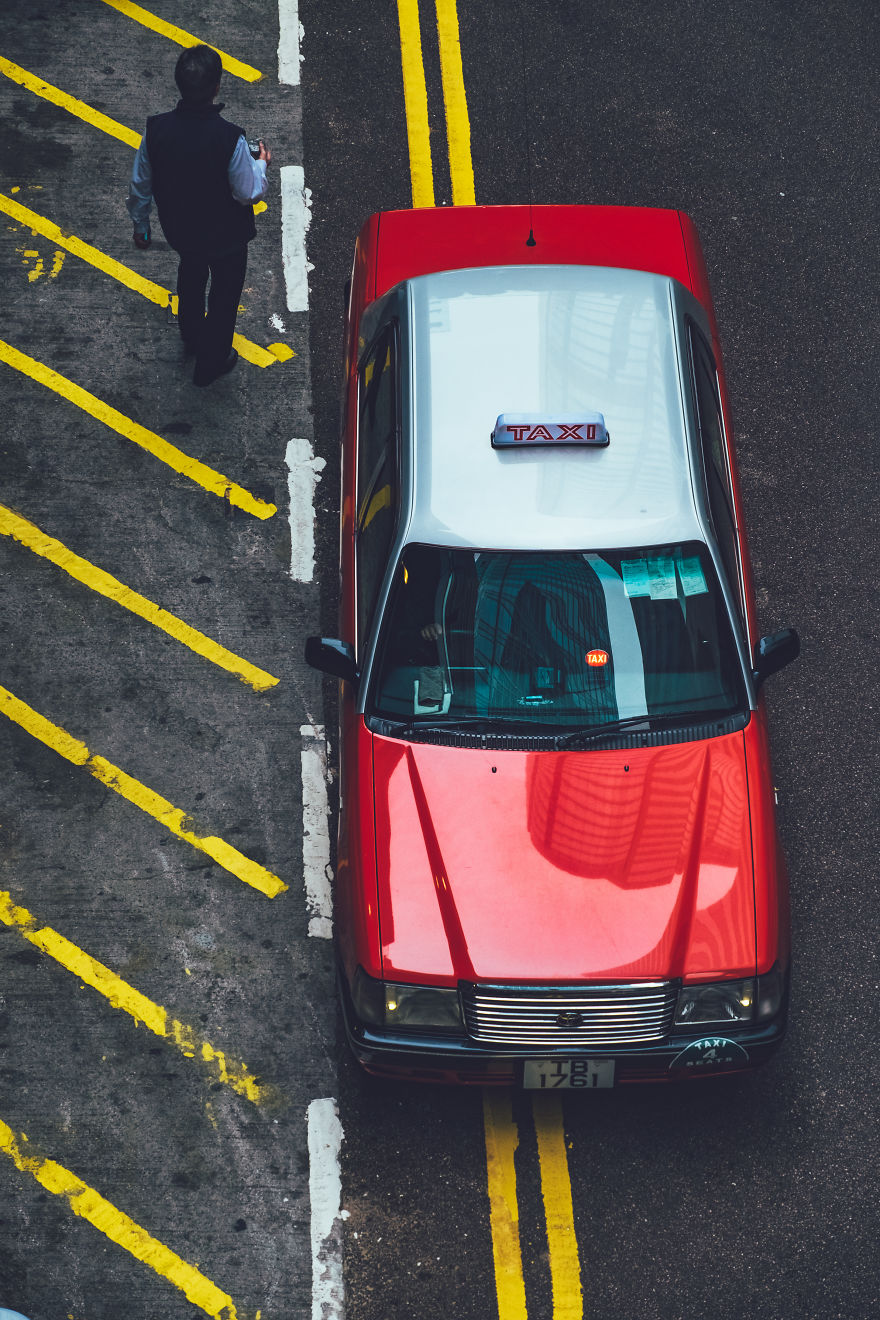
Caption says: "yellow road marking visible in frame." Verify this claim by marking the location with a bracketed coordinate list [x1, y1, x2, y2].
[0, 686, 287, 899]
[0, 1115, 250, 1319]
[0, 193, 290, 368]
[434, 0, 476, 205]
[0, 339, 276, 519]
[483, 1090, 528, 1320]
[533, 1093, 583, 1320]
[0, 890, 278, 1106]
[0, 503, 278, 691]
[99, 0, 263, 83]
[396, 0, 436, 207]
[267, 342, 294, 361]
[0, 54, 141, 148]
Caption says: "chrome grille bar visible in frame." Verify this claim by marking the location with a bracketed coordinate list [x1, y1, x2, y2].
[461, 982, 678, 1046]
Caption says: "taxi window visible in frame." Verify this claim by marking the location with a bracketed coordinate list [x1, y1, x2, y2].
[688, 325, 743, 620]
[356, 325, 399, 648]
[690, 328, 730, 496]
[357, 326, 397, 520]
[369, 543, 747, 729]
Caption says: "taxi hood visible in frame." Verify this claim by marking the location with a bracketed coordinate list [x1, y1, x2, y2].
[372, 733, 756, 984]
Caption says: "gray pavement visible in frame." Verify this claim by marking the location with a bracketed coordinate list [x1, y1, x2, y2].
[1, 3, 331, 1318]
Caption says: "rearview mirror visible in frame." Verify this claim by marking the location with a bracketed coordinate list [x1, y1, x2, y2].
[304, 637, 359, 686]
[753, 628, 800, 688]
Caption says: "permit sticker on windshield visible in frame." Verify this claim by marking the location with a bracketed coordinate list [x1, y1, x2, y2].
[677, 555, 708, 596]
[491, 412, 610, 448]
[623, 558, 678, 599]
[621, 559, 651, 598]
[647, 557, 677, 600]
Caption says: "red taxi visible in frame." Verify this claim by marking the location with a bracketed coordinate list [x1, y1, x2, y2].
[306, 205, 799, 1086]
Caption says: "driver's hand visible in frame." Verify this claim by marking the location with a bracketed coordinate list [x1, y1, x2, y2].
[419, 622, 442, 641]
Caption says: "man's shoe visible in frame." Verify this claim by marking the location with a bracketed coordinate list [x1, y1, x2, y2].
[193, 349, 238, 387]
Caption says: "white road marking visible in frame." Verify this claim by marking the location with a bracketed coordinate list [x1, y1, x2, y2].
[308, 1098, 345, 1320]
[270, 312, 287, 333]
[278, 0, 302, 86]
[286, 437, 325, 583]
[300, 724, 333, 939]
[281, 164, 313, 313]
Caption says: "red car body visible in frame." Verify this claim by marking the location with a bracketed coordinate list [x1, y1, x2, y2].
[313, 205, 797, 1086]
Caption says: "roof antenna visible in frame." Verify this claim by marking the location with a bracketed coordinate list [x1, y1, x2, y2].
[518, 1, 537, 246]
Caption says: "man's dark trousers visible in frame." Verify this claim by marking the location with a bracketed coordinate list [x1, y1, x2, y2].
[177, 244, 247, 380]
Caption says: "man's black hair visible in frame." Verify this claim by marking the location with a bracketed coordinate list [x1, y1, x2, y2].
[174, 45, 222, 104]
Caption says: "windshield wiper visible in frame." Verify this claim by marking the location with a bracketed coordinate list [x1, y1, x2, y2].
[555, 710, 734, 749]
[383, 715, 564, 738]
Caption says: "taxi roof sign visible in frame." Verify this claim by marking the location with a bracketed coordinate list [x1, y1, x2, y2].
[491, 412, 610, 449]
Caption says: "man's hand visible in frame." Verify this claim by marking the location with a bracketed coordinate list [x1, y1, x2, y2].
[132, 229, 151, 250]
[258, 140, 272, 166]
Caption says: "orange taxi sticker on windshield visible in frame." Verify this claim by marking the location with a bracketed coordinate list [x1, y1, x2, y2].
[585, 649, 609, 667]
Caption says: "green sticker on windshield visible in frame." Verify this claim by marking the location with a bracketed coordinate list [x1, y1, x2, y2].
[621, 559, 651, 598]
[678, 555, 708, 596]
[647, 556, 677, 600]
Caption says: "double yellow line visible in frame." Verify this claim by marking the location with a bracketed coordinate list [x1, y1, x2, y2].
[396, 0, 475, 207]
[484, 1092, 583, 1319]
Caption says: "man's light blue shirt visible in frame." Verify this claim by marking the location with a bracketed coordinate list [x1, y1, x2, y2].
[127, 134, 268, 233]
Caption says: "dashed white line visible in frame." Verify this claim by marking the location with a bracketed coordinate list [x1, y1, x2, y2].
[278, 0, 302, 86]
[308, 1098, 346, 1320]
[286, 437, 325, 583]
[281, 164, 313, 313]
[279, 19, 342, 1318]
[300, 724, 333, 939]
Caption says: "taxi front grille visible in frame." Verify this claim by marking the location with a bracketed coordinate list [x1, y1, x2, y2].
[461, 982, 678, 1046]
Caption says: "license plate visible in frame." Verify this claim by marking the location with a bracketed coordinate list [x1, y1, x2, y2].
[523, 1058, 615, 1089]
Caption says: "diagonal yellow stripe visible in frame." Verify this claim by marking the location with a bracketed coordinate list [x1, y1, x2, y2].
[483, 1089, 528, 1320]
[0, 339, 276, 519]
[99, 0, 263, 82]
[533, 1092, 584, 1319]
[0, 890, 279, 1106]
[0, 685, 287, 899]
[0, 503, 279, 691]
[434, 0, 476, 205]
[0, 1115, 252, 1318]
[0, 192, 294, 369]
[0, 54, 141, 147]
[396, 0, 436, 207]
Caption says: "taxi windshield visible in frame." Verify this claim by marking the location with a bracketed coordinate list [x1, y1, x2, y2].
[368, 543, 747, 729]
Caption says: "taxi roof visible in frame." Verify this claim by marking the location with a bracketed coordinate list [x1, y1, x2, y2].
[402, 264, 704, 552]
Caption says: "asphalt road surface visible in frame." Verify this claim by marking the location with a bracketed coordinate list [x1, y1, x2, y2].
[2, 2, 879, 1319]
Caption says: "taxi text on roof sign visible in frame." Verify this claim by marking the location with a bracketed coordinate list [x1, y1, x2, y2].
[491, 412, 610, 449]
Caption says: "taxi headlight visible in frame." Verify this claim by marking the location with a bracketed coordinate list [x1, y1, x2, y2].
[675, 978, 757, 1026]
[351, 969, 464, 1033]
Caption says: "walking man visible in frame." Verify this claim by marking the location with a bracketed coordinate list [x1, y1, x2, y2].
[127, 45, 270, 387]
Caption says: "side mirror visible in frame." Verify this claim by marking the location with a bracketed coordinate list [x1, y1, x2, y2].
[753, 628, 800, 688]
[304, 637, 359, 686]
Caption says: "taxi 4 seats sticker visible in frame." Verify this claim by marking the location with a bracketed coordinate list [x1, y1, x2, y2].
[669, 1037, 749, 1073]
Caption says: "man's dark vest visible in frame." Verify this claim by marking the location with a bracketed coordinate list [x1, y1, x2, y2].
[145, 101, 256, 255]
